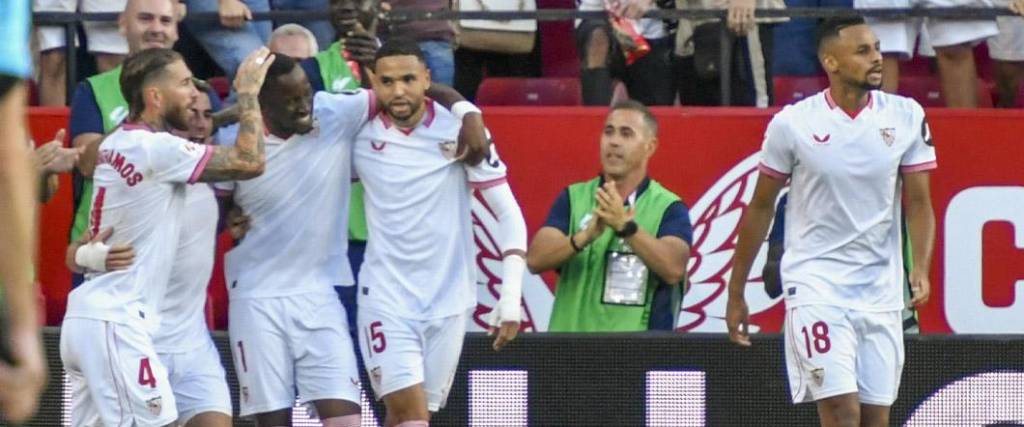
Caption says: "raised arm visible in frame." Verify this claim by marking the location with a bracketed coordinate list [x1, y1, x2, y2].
[197, 48, 275, 182]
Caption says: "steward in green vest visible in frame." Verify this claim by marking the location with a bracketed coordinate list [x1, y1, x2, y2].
[526, 101, 694, 332]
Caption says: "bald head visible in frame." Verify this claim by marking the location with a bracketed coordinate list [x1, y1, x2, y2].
[120, 0, 179, 53]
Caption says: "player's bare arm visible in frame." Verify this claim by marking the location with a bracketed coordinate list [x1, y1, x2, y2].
[197, 48, 275, 182]
[527, 211, 607, 274]
[593, 180, 689, 284]
[902, 170, 935, 308]
[1011, 0, 1024, 15]
[726, 174, 786, 347]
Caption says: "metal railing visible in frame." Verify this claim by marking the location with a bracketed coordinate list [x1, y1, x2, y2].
[32, 7, 1021, 106]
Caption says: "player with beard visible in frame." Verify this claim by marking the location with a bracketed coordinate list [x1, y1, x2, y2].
[215, 52, 488, 427]
[60, 47, 274, 427]
[353, 38, 528, 427]
[726, 17, 936, 427]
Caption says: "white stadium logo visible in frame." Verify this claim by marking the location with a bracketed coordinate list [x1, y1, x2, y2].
[677, 153, 787, 333]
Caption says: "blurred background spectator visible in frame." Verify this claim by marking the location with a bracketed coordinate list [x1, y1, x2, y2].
[34, 0, 129, 106]
[268, 23, 319, 59]
[673, 0, 786, 107]
[576, 0, 677, 106]
[990, 1, 1024, 107]
[381, 0, 457, 85]
[453, 0, 543, 101]
[855, 0, 997, 108]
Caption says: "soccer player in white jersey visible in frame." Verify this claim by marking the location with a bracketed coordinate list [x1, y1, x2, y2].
[68, 89, 234, 427]
[60, 46, 275, 427]
[212, 54, 365, 427]
[725, 17, 936, 427]
[353, 38, 528, 427]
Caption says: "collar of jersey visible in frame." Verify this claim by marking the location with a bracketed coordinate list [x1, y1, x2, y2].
[824, 88, 873, 120]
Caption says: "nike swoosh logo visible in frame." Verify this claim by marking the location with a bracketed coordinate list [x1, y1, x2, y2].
[813, 134, 830, 143]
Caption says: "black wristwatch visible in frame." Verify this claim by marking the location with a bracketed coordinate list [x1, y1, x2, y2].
[615, 220, 639, 238]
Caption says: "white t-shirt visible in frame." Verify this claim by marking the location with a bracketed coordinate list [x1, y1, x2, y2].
[758, 89, 937, 312]
[216, 90, 371, 299]
[353, 101, 508, 320]
[65, 124, 213, 331]
[153, 184, 218, 353]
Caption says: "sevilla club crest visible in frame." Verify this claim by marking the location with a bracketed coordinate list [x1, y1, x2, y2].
[880, 127, 896, 146]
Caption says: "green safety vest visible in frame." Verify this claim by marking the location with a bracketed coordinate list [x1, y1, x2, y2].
[315, 41, 368, 242]
[71, 66, 128, 242]
[549, 177, 685, 332]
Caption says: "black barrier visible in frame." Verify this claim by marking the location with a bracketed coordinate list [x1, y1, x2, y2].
[31, 7, 1022, 107]
[14, 328, 1024, 426]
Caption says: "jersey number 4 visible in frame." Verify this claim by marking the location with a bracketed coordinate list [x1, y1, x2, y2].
[138, 357, 157, 388]
[800, 321, 831, 358]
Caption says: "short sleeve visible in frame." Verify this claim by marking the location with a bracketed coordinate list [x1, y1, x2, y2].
[302, 57, 326, 93]
[900, 103, 937, 174]
[69, 82, 104, 141]
[466, 137, 508, 189]
[656, 201, 693, 245]
[542, 189, 571, 234]
[145, 133, 214, 184]
[757, 113, 793, 180]
[313, 89, 374, 142]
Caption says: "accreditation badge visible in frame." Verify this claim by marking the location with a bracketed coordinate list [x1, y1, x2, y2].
[603, 246, 649, 306]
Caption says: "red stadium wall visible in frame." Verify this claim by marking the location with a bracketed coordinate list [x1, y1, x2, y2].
[29, 106, 1024, 334]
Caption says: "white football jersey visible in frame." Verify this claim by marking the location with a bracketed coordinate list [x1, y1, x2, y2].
[65, 124, 213, 331]
[217, 90, 371, 299]
[353, 101, 508, 320]
[153, 184, 218, 353]
[758, 89, 937, 312]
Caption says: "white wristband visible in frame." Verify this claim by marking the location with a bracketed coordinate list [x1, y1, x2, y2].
[75, 241, 110, 272]
[451, 101, 482, 121]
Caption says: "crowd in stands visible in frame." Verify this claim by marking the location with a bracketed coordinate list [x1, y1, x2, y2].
[26, 0, 1024, 110]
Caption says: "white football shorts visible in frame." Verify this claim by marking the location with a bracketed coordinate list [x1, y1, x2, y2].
[61, 317, 178, 427]
[159, 336, 233, 424]
[357, 305, 469, 412]
[784, 304, 905, 406]
[228, 292, 362, 417]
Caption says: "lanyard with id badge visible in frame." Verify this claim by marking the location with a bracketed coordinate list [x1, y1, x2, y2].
[602, 191, 649, 306]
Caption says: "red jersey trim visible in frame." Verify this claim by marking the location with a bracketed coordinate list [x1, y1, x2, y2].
[469, 177, 508, 190]
[900, 160, 937, 173]
[758, 162, 790, 180]
[188, 145, 215, 184]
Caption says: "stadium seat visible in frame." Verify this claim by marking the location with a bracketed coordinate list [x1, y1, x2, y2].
[773, 76, 829, 106]
[208, 76, 230, 101]
[898, 76, 994, 108]
[476, 78, 582, 106]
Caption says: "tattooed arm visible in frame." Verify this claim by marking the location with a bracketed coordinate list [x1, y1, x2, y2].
[197, 48, 275, 182]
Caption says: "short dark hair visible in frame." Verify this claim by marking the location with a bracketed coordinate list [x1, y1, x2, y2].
[815, 16, 868, 53]
[259, 54, 299, 104]
[373, 37, 426, 66]
[120, 48, 184, 121]
[610, 99, 658, 137]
